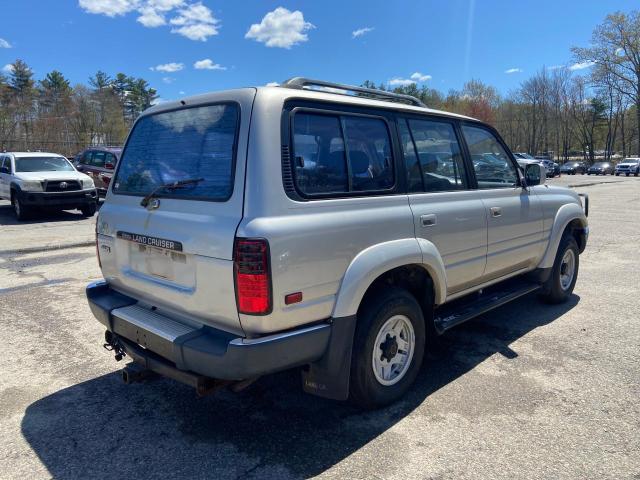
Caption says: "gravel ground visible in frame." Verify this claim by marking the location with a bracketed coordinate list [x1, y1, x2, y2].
[0, 176, 638, 479]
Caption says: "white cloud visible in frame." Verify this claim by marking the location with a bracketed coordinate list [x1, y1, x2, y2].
[504, 67, 523, 74]
[78, 0, 137, 17]
[179, 90, 185, 94]
[169, 2, 219, 41]
[265, 82, 279, 87]
[410, 72, 431, 81]
[569, 61, 595, 71]
[388, 72, 432, 86]
[0, 38, 12, 49]
[388, 78, 415, 87]
[137, 6, 167, 27]
[548, 65, 564, 70]
[2, 64, 14, 74]
[79, 0, 218, 41]
[162, 76, 174, 84]
[245, 7, 314, 49]
[150, 62, 184, 72]
[352, 27, 373, 39]
[193, 58, 226, 70]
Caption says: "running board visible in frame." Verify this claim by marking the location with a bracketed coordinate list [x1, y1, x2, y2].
[434, 281, 541, 334]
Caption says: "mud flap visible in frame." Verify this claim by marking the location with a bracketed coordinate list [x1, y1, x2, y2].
[301, 315, 357, 401]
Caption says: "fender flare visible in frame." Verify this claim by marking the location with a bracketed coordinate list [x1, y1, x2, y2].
[331, 238, 447, 318]
[539, 203, 587, 269]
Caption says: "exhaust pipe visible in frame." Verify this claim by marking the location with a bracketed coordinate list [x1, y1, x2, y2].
[122, 364, 155, 384]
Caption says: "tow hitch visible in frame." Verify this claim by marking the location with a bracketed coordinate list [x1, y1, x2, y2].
[103, 331, 126, 361]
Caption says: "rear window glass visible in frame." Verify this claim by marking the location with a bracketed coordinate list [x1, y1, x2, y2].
[113, 103, 238, 201]
[292, 112, 394, 196]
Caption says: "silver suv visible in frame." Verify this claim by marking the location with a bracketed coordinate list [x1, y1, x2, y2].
[87, 79, 589, 408]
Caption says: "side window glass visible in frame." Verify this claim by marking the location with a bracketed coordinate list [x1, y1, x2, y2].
[292, 112, 395, 196]
[92, 151, 106, 167]
[398, 120, 423, 192]
[462, 125, 518, 189]
[293, 113, 348, 195]
[342, 116, 394, 191]
[406, 118, 468, 192]
[105, 153, 116, 168]
[82, 151, 93, 165]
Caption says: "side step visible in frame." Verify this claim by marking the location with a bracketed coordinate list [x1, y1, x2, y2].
[434, 280, 541, 334]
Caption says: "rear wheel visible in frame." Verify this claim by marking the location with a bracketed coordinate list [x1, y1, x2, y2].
[540, 234, 579, 304]
[349, 287, 425, 409]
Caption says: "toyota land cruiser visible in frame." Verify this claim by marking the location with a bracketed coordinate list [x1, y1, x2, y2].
[87, 79, 589, 408]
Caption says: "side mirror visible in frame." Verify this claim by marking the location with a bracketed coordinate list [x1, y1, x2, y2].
[105, 162, 115, 170]
[524, 163, 545, 187]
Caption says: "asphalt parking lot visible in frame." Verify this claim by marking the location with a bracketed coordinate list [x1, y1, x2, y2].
[1, 175, 639, 479]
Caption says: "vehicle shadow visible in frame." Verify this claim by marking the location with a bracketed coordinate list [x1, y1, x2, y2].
[0, 201, 102, 226]
[21, 294, 579, 479]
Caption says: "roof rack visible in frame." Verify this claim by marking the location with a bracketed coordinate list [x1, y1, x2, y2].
[280, 77, 426, 108]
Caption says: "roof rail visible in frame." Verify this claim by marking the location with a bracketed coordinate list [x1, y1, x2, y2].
[280, 77, 426, 108]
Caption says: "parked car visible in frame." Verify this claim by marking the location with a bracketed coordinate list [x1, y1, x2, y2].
[0, 152, 97, 220]
[587, 162, 614, 175]
[513, 152, 536, 160]
[537, 159, 557, 177]
[74, 146, 122, 197]
[560, 161, 587, 175]
[614, 158, 640, 177]
[87, 78, 589, 409]
[552, 162, 561, 177]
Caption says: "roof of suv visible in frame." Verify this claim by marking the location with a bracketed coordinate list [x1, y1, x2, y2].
[143, 85, 477, 122]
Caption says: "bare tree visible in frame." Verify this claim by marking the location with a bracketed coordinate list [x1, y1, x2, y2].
[572, 10, 640, 155]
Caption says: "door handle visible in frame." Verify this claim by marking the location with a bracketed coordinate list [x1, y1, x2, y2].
[490, 207, 502, 218]
[420, 214, 437, 227]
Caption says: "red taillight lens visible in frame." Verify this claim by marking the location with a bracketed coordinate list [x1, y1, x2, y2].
[234, 238, 271, 315]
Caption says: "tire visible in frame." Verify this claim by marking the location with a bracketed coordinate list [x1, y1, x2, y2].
[12, 194, 30, 221]
[80, 202, 97, 217]
[615, 173, 619, 176]
[626, 173, 629, 177]
[349, 287, 426, 409]
[540, 234, 579, 304]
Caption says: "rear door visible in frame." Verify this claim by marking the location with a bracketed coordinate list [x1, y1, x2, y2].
[461, 123, 544, 281]
[97, 89, 256, 335]
[400, 116, 488, 295]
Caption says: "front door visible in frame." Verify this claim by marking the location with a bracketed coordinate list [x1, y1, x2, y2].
[0, 156, 10, 198]
[461, 124, 544, 281]
[399, 117, 488, 295]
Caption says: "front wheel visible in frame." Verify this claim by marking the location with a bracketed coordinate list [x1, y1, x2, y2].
[540, 235, 579, 304]
[13, 195, 30, 221]
[80, 202, 97, 217]
[349, 288, 426, 409]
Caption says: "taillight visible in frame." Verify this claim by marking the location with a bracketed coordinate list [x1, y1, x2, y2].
[234, 238, 271, 315]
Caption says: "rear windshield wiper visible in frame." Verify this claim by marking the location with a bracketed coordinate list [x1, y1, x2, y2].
[140, 178, 205, 207]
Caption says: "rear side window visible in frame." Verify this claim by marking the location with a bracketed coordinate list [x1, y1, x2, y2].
[401, 118, 468, 192]
[113, 103, 239, 201]
[292, 112, 394, 196]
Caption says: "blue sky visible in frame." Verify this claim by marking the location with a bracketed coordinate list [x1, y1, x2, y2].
[0, 0, 637, 101]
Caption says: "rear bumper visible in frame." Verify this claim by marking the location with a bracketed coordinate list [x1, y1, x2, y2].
[17, 188, 97, 207]
[86, 281, 331, 380]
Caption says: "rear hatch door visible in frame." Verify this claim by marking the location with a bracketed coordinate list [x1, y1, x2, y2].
[97, 89, 255, 335]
